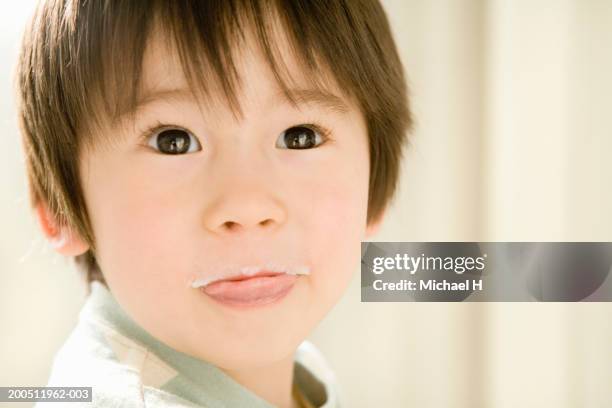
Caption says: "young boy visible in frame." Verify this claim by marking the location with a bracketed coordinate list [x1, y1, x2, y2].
[16, 0, 411, 407]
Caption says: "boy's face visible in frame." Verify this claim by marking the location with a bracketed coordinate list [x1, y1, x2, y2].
[76, 27, 379, 369]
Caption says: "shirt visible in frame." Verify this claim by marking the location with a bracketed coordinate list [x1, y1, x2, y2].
[36, 281, 342, 407]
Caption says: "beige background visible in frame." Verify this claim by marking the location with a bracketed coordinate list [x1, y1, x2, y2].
[1, 1, 611, 407]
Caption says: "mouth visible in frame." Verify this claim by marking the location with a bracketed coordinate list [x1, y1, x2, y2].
[191, 265, 310, 309]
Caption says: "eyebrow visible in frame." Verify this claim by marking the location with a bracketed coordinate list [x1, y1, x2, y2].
[122, 86, 351, 119]
[113, 88, 194, 122]
[280, 88, 350, 115]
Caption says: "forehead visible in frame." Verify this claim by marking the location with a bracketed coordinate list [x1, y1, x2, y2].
[133, 18, 352, 122]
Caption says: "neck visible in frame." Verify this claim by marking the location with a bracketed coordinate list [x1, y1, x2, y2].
[221, 352, 300, 408]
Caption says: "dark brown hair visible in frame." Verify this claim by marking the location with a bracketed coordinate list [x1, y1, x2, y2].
[16, 0, 412, 289]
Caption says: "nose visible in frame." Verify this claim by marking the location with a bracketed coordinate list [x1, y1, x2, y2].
[202, 160, 287, 237]
[204, 193, 286, 235]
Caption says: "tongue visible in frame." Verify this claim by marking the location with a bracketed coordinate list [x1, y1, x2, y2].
[202, 274, 297, 302]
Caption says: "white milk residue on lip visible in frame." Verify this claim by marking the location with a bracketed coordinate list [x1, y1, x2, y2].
[189, 262, 311, 289]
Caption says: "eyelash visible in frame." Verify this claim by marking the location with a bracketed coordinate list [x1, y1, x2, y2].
[138, 121, 189, 146]
[138, 120, 334, 151]
[299, 121, 332, 139]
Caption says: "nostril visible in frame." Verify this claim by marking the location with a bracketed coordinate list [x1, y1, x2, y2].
[221, 219, 274, 231]
[224, 221, 239, 231]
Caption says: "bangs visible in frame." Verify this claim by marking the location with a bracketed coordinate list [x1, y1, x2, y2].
[70, 0, 360, 150]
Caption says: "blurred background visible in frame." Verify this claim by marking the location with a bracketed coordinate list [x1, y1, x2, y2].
[1, 0, 611, 407]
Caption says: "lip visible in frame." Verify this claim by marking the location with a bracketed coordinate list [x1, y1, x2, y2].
[199, 271, 298, 309]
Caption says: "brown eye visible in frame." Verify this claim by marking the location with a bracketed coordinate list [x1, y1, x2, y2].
[275, 126, 324, 149]
[148, 128, 201, 155]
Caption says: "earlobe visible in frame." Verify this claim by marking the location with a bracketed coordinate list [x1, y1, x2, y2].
[35, 203, 90, 256]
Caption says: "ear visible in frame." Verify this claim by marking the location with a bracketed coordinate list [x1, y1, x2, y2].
[35, 202, 90, 256]
[365, 209, 386, 239]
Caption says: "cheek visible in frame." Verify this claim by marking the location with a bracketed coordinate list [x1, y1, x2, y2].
[83, 155, 193, 290]
[302, 157, 369, 304]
